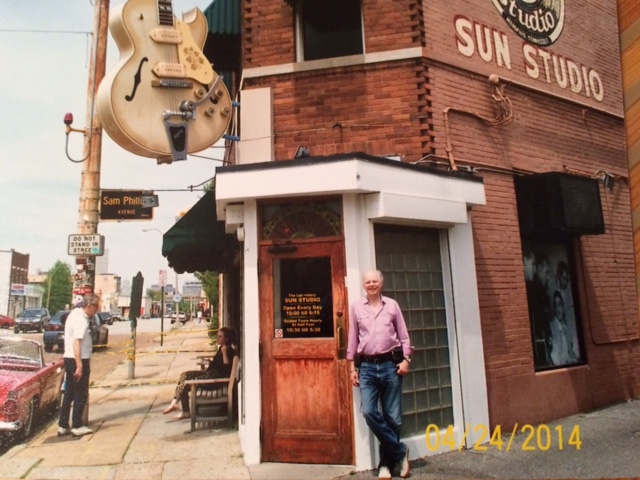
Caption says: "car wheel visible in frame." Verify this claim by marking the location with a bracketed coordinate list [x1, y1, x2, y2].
[44, 344, 53, 353]
[37, 324, 43, 333]
[14, 326, 20, 334]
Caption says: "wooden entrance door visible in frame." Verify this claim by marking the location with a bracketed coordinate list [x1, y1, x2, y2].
[259, 239, 353, 464]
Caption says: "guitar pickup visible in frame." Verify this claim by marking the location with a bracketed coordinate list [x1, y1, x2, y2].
[149, 28, 182, 44]
[153, 63, 186, 78]
[152, 79, 193, 89]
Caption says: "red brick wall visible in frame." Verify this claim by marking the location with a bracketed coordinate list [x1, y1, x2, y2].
[618, 0, 640, 400]
[244, 60, 431, 161]
[242, 0, 424, 67]
[241, 0, 640, 427]
[424, 0, 624, 116]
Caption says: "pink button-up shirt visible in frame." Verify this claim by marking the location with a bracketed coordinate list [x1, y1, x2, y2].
[347, 295, 412, 360]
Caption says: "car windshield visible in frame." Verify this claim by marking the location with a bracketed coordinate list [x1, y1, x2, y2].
[51, 311, 70, 324]
[0, 339, 42, 370]
[19, 309, 44, 318]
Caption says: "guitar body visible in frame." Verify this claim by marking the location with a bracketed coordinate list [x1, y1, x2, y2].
[97, 0, 232, 161]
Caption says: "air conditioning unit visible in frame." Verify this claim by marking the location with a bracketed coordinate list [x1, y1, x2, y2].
[514, 172, 605, 236]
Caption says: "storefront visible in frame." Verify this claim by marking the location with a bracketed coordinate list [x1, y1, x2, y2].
[212, 153, 489, 467]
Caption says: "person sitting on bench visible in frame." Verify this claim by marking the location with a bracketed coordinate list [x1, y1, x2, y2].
[162, 327, 237, 419]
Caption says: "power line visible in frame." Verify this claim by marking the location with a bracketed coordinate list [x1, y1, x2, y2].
[0, 29, 92, 35]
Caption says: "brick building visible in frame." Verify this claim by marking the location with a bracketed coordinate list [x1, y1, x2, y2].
[162, 0, 640, 469]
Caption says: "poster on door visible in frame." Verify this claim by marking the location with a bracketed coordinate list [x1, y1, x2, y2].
[275, 257, 334, 338]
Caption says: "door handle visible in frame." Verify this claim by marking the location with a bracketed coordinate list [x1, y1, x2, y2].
[336, 313, 346, 359]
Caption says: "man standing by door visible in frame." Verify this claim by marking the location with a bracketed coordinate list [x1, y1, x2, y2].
[348, 270, 412, 479]
[57, 294, 99, 437]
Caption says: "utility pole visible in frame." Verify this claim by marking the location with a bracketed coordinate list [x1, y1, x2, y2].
[76, 0, 109, 294]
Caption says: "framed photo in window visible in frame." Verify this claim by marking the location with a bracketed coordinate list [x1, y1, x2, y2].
[522, 239, 585, 369]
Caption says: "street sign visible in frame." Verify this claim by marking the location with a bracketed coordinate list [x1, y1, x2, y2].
[68, 234, 104, 256]
[100, 190, 154, 221]
[173, 293, 182, 302]
[182, 281, 203, 298]
[159, 270, 167, 287]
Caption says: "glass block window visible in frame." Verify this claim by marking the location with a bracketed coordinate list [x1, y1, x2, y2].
[374, 224, 453, 436]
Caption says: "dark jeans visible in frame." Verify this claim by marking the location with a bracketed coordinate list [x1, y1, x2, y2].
[359, 360, 407, 470]
[58, 358, 91, 429]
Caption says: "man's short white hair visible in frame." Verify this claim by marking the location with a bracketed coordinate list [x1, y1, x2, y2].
[362, 270, 384, 282]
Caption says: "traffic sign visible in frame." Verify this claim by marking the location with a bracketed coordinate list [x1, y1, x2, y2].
[68, 234, 104, 256]
[159, 270, 167, 287]
[173, 293, 182, 302]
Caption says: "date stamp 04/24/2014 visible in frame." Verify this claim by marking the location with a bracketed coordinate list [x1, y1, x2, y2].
[426, 424, 583, 452]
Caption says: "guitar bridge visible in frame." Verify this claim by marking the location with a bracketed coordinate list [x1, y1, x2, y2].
[152, 79, 193, 89]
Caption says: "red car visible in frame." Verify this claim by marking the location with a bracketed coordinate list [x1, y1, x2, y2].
[0, 314, 15, 329]
[0, 337, 65, 440]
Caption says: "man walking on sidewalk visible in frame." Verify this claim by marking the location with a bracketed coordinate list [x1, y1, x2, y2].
[57, 294, 99, 437]
[348, 270, 412, 479]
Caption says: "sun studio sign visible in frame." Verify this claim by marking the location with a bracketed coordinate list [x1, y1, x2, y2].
[492, 0, 565, 46]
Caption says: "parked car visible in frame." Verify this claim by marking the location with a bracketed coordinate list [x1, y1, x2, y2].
[14, 308, 50, 334]
[170, 312, 187, 324]
[0, 337, 64, 440]
[97, 311, 113, 326]
[0, 314, 15, 329]
[42, 310, 69, 353]
[42, 310, 108, 353]
[91, 315, 109, 349]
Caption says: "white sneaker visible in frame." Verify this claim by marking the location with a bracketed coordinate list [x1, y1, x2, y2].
[378, 466, 392, 479]
[57, 427, 70, 436]
[71, 426, 94, 437]
[399, 446, 411, 478]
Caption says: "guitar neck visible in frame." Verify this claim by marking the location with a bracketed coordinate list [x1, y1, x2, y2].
[157, 0, 175, 27]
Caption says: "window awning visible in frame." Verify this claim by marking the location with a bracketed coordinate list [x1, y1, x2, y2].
[162, 190, 237, 273]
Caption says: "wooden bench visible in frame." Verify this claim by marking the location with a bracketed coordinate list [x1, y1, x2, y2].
[194, 354, 215, 370]
[184, 356, 239, 433]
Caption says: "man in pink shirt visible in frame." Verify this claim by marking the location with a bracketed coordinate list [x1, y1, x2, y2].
[348, 270, 412, 479]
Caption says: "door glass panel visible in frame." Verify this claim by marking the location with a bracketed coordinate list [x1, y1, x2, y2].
[273, 257, 334, 338]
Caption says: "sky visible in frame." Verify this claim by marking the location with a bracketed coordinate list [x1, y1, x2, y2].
[0, 0, 222, 291]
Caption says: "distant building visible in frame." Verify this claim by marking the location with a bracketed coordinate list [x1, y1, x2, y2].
[94, 273, 121, 313]
[0, 249, 37, 317]
[95, 249, 109, 275]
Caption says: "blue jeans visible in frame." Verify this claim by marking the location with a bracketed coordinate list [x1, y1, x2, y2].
[359, 360, 407, 470]
[58, 358, 91, 429]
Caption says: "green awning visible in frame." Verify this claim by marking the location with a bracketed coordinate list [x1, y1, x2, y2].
[162, 190, 237, 273]
[203, 0, 241, 35]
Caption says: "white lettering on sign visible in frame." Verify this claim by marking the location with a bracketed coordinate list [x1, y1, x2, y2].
[455, 16, 512, 69]
[68, 234, 104, 256]
[453, 15, 604, 103]
[522, 44, 604, 101]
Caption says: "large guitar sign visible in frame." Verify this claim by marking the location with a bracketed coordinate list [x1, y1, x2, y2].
[97, 0, 232, 163]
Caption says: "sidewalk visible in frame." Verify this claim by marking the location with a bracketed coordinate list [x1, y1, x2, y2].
[1, 321, 638, 480]
[337, 399, 640, 480]
[0, 321, 351, 480]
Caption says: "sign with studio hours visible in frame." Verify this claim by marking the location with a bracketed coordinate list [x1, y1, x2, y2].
[280, 292, 332, 338]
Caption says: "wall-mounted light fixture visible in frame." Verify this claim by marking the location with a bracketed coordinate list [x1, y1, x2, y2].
[601, 171, 615, 191]
[294, 146, 310, 158]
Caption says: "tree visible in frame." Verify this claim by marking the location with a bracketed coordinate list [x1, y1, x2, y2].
[44, 261, 73, 315]
[146, 288, 163, 302]
[194, 270, 219, 311]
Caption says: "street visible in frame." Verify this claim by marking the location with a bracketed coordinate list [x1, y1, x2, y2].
[0, 317, 171, 454]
